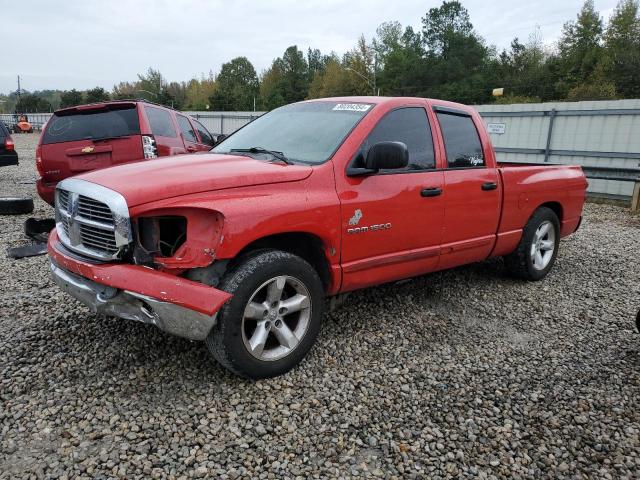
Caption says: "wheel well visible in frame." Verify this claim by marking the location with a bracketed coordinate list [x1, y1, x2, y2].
[235, 232, 332, 291]
[538, 202, 563, 223]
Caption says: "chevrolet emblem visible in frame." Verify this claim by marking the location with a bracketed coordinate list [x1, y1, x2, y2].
[81, 146, 95, 153]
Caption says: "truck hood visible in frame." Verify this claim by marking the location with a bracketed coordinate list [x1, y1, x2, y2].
[77, 153, 313, 207]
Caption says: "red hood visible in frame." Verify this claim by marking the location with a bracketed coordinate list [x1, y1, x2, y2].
[76, 153, 313, 207]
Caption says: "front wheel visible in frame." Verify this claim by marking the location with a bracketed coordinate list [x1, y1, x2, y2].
[504, 207, 560, 281]
[206, 250, 324, 379]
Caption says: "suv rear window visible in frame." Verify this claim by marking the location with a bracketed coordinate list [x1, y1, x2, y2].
[42, 106, 140, 145]
[145, 106, 177, 138]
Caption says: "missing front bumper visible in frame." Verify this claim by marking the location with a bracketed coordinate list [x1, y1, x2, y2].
[50, 260, 217, 341]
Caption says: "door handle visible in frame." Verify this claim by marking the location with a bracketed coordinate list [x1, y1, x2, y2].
[481, 182, 498, 191]
[186, 146, 197, 152]
[421, 187, 442, 197]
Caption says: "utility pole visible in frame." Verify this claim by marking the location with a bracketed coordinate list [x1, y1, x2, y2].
[373, 53, 377, 97]
[17, 75, 21, 101]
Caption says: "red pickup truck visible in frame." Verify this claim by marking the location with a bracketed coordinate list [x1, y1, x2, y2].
[48, 97, 587, 378]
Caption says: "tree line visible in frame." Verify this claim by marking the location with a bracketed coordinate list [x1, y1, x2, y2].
[2, 0, 639, 113]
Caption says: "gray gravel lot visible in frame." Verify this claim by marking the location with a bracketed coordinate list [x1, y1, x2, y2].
[1, 133, 639, 479]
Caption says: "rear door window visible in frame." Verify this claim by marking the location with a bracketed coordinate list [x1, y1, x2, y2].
[176, 115, 198, 143]
[41, 106, 140, 145]
[436, 112, 484, 168]
[144, 106, 177, 138]
[193, 119, 215, 146]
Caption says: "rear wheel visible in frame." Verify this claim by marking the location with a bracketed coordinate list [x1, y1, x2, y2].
[504, 207, 560, 281]
[206, 250, 324, 379]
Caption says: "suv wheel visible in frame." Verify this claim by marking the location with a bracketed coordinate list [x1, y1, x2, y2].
[206, 250, 324, 379]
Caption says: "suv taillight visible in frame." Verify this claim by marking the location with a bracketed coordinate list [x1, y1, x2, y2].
[142, 135, 157, 159]
[4, 135, 14, 151]
[35, 144, 44, 176]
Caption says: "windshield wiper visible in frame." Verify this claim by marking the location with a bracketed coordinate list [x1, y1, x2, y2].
[230, 147, 293, 164]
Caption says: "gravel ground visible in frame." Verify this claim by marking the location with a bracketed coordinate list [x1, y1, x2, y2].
[1, 133, 639, 479]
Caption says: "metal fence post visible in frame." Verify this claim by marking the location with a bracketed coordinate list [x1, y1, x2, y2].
[544, 108, 557, 162]
[632, 178, 640, 213]
[220, 115, 224, 135]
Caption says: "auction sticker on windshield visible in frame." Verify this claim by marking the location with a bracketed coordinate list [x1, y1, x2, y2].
[332, 104, 371, 112]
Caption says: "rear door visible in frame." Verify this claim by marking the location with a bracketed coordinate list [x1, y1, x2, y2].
[39, 104, 143, 184]
[433, 106, 501, 269]
[143, 106, 186, 156]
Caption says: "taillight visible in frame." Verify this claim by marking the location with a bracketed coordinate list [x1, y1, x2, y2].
[4, 135, 14, 151]
[35, 144, 44, 176]
[142, 135, 157, 159]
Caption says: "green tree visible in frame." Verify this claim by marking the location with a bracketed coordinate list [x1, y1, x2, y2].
[112, 81, 138, 100]
[184, 73, 217, 110]
[281, 46, 309, 102]
[259, 60, 286, 110]
[15, 94, 52, 112]
[59, 89, 84, 108]
[307, 48, 330, 82]
[375, 22, 425, 96]
[556, 0, 604, 97]
[601, 0, 640, 97]
[209, 57, 259, 111]
[85, 87, 110, 103]
[307, 57, 349, 98]
[496, 30, 555, 100]
[421, 1, 492, 103]
[343, 36, 377, 95]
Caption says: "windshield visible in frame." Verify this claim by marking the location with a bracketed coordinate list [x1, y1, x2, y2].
[42, 105, 140, 145]
[212, 101, 373, 164]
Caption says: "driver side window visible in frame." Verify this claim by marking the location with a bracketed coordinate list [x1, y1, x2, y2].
[358, 107, 435, 172]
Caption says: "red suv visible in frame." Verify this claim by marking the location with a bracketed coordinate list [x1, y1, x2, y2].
[36, 100, 217, 205]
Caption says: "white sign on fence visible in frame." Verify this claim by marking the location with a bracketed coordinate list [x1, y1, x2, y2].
[486, 122, 506, 135]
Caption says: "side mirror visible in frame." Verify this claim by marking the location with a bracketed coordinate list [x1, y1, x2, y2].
[213, 134, 227, 146]
[365, 141, 409, 171]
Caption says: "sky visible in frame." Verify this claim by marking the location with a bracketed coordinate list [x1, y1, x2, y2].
[0, 0, 621, 94]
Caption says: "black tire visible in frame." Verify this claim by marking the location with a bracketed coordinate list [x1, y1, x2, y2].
[206, 250, 325, 379]
[0, 197, 34, 215]
[504, 207, 560, 281]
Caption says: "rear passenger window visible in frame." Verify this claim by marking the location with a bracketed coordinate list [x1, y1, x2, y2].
[145, 106, 176, 137]
[361, 107, 435, 171]
[436, 112, 484, 168]
[176, 115, 197, 142]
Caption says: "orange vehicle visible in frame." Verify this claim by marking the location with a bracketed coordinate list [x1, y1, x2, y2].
[14, 115, 33, 134]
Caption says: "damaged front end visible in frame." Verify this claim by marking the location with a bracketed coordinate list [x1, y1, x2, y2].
[49, 178, 232, 340]
[130, 208, 224, 273]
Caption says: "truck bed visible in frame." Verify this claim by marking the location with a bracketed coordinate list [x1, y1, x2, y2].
[496, 161, 587, 239]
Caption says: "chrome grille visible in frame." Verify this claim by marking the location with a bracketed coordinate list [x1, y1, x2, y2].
[58, 189, 70, 211]
[55, 179, 132, 261]
[78, 195, 114, 224]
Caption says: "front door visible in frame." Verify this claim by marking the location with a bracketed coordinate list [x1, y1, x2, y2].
[337, 106, 445, 291]
[176, 114, 201, 153]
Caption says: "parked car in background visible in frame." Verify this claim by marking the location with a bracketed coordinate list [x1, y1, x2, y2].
[48, 96, 587, 379]
[36, 100, 218, 204]
[0, 121, 18, 167]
